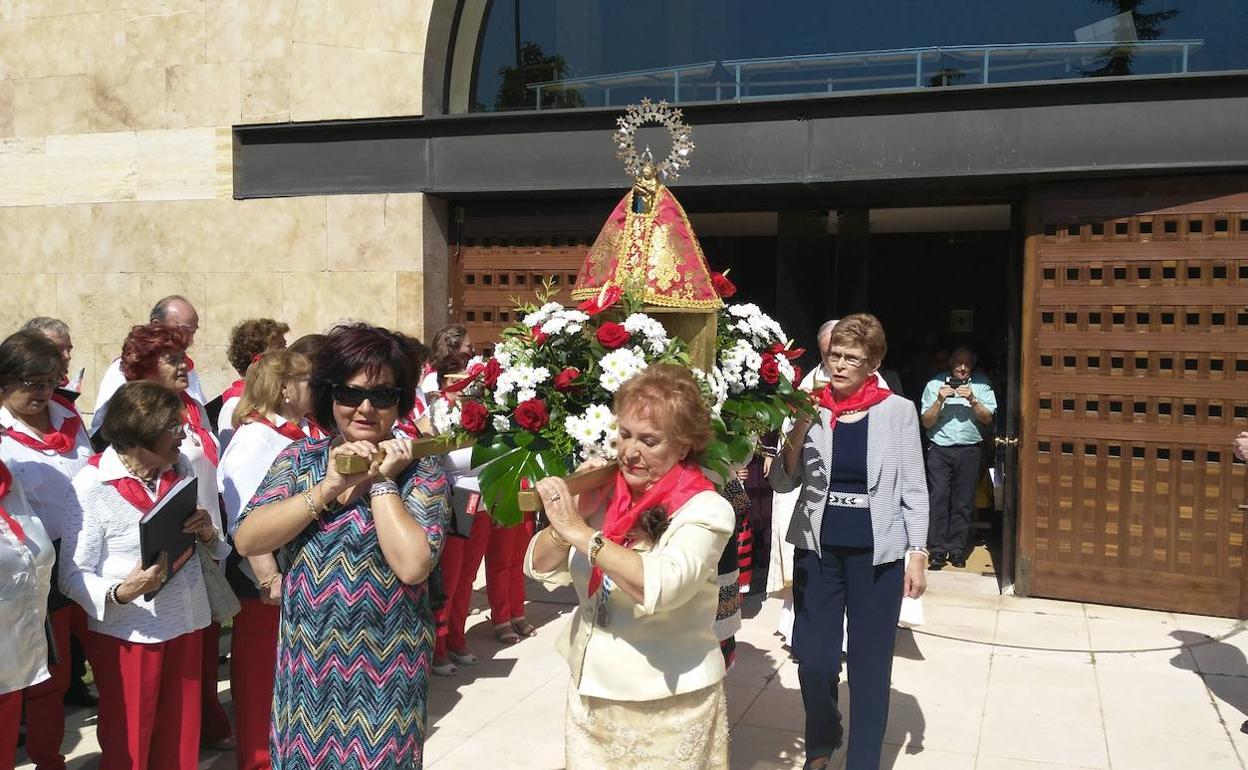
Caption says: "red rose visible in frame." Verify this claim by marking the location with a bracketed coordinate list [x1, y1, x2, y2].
[532, 328, 548, 345]
[759, 353, 780, 385]
[577, 285, 623, 316]
[459, 399, 489, 434]
[514, 398, 549, 432]
[596, 322, 631, 350]
[711, 272, 737, 298]
[481, 358, 502, 388]
[553, 367, 581, 391]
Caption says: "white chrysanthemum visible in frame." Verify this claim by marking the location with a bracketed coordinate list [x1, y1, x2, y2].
[492, 415, 510, 432]
[430, 399, 461, 434]
[598, 348, 646, 392]
[584, 403, 613, 429]
[515, 387, 537, 403]
[622, 313, 670, 355]
[693, 366, 728, 416]
[522, 302, 564, 328]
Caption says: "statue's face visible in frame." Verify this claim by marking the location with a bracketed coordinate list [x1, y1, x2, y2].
[640, 162, 656, 181]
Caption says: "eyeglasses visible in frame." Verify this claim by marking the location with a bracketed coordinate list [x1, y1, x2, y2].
[823, 351, 868, 368]
[163, 423, 185, 439]
[332, 383, 402, 409]
[160, 352, 188, 367]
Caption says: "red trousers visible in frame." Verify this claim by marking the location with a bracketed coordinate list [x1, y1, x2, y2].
[229, 599, 280, 770]
[485, 515, 535, 625]
[434, 511, 490, 659]
[199, 621, 232, 743]
[21, 604, 73, 769]
[87, 628, 203, 770]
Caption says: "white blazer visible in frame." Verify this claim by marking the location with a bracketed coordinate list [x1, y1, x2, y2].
[525, 489, 734, 702]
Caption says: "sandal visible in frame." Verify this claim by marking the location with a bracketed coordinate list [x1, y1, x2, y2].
[431, 659, 459, 677]
[511, 618, 537, 638]
[448, 649, 479, 666]
[494, 623, 520, 644]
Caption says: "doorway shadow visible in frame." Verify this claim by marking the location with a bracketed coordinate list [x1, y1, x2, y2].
[1169, 629, 1248, 732]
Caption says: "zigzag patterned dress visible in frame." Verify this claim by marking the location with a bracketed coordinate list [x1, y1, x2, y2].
[237, 437, 448, 770]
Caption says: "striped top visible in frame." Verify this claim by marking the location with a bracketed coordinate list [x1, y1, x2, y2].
[235, 437, 449, 770]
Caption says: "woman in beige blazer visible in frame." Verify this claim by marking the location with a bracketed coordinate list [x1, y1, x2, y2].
[527, 364, 735, 770]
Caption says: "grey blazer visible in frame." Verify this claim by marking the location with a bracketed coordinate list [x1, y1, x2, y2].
[768, 393, 929, 565]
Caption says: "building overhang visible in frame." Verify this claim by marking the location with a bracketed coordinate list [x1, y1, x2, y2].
[234, 70, 1248, 204]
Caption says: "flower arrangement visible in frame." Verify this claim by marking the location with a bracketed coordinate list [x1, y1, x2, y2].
[433, 275, 813, 526]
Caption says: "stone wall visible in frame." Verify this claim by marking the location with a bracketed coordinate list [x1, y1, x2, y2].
[0, 0, 446, 413]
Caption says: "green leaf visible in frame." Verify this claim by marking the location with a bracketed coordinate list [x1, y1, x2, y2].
[477, 447, 532, 527]
[471, 437, 514, 467]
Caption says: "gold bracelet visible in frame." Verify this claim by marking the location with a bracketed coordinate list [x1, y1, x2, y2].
[545, 527, 570, 549]
[302, 490, 321, 520]
[258, 573, 282, 590]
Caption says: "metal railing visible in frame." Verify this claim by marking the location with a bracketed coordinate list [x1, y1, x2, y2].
[527, 40, 1205, 109]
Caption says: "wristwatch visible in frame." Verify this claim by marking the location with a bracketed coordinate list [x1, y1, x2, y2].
[587, 530, 606, 564]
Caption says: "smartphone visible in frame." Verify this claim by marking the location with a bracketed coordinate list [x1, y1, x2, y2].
[946, 376, 969, 389]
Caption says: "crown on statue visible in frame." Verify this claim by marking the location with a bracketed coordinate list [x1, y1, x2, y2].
[572, 101, 720, 369]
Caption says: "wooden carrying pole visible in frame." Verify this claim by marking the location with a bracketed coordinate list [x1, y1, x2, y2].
[517, 464, 618, 513]
[333, 436, 474, 475]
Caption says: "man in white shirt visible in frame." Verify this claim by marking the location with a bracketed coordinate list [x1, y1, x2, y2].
[91, 296, 206, 435]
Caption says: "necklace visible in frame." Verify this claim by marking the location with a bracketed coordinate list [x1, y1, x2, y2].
[118, 453, 158, 489]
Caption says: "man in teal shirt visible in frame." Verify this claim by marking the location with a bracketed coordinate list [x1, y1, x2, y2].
[920, 346, 996, 569]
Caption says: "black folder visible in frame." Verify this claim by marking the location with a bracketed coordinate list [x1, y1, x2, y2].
[138, 476, 199, 601]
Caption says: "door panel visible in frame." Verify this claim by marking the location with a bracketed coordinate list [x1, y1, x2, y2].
[1020, 175, 1248, 617]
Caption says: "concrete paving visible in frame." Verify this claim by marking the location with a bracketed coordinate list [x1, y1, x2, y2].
[18, 568, 1248, 769]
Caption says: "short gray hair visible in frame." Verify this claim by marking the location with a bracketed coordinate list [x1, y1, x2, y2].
[150, 295, 191, 323]
[816, 318, 840, 346]
[21, 317, 70, 337]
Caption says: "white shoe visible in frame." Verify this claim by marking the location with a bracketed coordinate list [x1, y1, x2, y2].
[432, 660, 459, 676]
[449, 650, 479, 666]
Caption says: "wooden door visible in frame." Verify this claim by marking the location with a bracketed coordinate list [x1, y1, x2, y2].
[1020, 175, 1248, 617]
[453, 234, 593, 351]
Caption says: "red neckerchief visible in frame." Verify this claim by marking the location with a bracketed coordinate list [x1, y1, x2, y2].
[0, 458, 26, 542]
[394, 409, 423, 439]
[186, 355, 196, 371]
[247, 412, 307, 442]
[588, 462, 714, 596]
[3, 394, 84, 454]
[817, 376, 891, 427]
[179, 391, 219, 466]
[221, 379, 245, 403]
[306, 420, 327, 440]
[88, 453, 180, 515]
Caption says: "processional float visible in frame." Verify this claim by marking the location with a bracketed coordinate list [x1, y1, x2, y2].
[338, 101, 811, 520]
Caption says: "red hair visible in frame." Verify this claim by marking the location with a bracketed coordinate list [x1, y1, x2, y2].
[120, 323, 191, 381]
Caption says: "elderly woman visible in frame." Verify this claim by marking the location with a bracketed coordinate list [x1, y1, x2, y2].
[232, 323, 448, 770]
[60, 381, 224, 770]
[769, 313, 929, 770]
[116, 322, 235, 750]
[0, 331, 93, 769]
[216, 318, 290, 449]
[528, 364, 735, 770]
[216, 349, 315, 770]
[0, 450, 55, 770]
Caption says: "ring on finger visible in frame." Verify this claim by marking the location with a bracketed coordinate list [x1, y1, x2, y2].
[550, 492, 562, 502]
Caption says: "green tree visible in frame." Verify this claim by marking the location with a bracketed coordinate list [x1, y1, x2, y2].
[495, 42, 587, 111]
[1084, 1, 1180, 77]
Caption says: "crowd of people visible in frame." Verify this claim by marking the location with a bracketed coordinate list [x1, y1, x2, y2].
[14, 293, 1226, 769]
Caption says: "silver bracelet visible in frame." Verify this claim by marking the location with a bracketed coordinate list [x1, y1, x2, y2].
[908, 546, 930, 558]
[369, 479, 401, 499]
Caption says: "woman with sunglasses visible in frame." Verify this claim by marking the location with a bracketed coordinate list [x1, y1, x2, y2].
[116, 322, 236, 752]
[769, 314, 928, 770]
[233, 323, 449, 770]
[60, 381, 223, 770]
[216, 349, 316, 770]
[0, 330, 92, 770]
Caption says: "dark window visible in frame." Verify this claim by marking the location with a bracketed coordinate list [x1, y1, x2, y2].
[463, 2, 1248, 112]
[1089, 268, 1103, 281]
[1138, 221, 1153, 235]
[1163, 220, 1178, 234]
[1115, 222, 1129, 235]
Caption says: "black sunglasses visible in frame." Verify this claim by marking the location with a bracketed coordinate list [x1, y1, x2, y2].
[332, 383, 402, 409]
